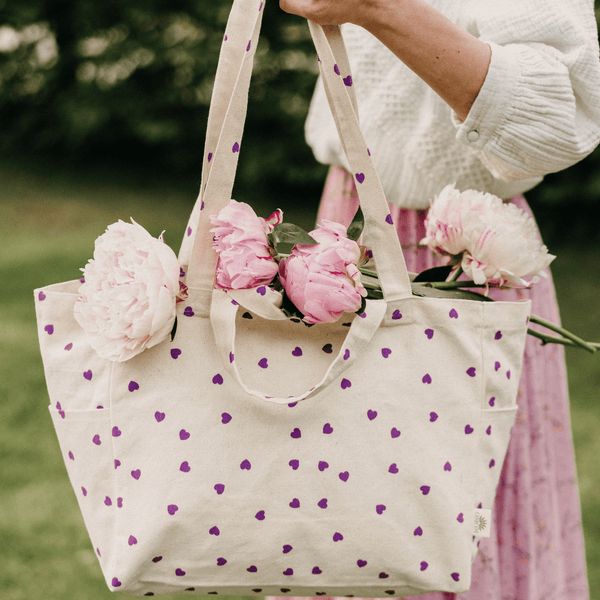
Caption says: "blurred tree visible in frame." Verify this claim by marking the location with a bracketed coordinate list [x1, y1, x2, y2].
[0, 0, 326, 203]
[1, 0, 599, 244]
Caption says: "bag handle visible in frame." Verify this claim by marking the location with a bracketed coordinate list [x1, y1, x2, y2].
[308, 22, 412, 301]
[199, 0, 263, 198]
[180, 0, 265, 305]
[181, 0, 412, 308]
[210, 289, 387, 404]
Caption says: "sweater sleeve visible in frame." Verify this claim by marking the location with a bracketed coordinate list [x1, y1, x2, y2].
[454, 0, 600, 181]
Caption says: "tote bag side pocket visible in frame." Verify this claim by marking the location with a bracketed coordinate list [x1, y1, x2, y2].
[37, 283, 121, 588]
[470, 300, 530, 554]
[49, 406, 120, 587]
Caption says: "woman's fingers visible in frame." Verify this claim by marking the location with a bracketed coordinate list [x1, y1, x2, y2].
[279, 0, 358, 25]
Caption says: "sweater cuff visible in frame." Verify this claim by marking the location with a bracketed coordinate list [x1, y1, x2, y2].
[453, 42, 519, 153]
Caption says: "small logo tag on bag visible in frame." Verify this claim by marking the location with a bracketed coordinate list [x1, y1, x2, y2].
[473, 509, 491, 537]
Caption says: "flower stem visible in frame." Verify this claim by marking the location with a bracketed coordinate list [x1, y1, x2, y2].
[447, 264, 464, 282]
[359, 267, 379, 279]
[529, 315, 596, 353]
[527, 328, 600, 350]
[362, 280, 383, 291]
[423, 280, 485, 289]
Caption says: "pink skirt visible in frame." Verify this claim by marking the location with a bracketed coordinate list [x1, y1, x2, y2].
[270, 166, 589, 600]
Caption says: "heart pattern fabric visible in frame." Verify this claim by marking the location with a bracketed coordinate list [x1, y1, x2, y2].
[37, 281, 528, 596]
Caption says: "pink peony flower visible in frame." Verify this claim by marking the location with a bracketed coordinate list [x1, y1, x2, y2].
[74, 220, 181, 362]
[210, 200, 282, 289]
[279, 220, 367, 324]
[422, 184, 555, 287]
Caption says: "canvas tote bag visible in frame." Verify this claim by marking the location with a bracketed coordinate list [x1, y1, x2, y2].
[34, 0, 531, 596]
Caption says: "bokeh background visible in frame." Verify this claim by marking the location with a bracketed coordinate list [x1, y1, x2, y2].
[1, 1, 599, 599]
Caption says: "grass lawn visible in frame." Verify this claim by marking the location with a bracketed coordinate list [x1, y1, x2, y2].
[1, 160, 598, 600]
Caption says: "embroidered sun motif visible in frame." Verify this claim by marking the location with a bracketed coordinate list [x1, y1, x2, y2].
[475, 513, 487, 533]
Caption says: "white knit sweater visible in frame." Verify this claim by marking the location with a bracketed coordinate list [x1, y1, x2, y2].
[305, 0, 600, 208]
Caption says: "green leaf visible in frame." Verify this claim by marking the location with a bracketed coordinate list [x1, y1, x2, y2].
[269, 223, 317, 247]
[280, 289, 308, 321]
[170, 317, 178, 341]
[412, 265, 454, 283]
[365, 288, 384, 300]
[346, 206, 364, 241]
[356, 295, 367, 315]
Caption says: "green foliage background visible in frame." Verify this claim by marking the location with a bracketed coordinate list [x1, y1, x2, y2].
[0, 0, 326, 214]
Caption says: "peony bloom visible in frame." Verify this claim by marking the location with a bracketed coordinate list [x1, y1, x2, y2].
[279, 220, 367, 324]
[74, 220, 181, 362]
[421, 184, 491, 256]
[210, 200, 282, 289]
[422, 184, 555, 287]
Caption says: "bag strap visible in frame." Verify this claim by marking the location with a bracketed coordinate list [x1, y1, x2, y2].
[199, 0, 266, 209]
[181, 0, 412, 311]
[309, 22, 412, 301]
[181, 0, 265, 300]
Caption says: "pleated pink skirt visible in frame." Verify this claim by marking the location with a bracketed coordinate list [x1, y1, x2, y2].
[269, 166, 589, 600]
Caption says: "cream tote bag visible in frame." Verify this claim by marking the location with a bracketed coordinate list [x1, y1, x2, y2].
[34, 0, 530, 596]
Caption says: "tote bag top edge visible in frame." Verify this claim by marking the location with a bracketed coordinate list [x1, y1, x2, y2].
[35, 279, 82, 298]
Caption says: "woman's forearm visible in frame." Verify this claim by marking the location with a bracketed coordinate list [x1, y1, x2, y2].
[280, 0, 491, 121]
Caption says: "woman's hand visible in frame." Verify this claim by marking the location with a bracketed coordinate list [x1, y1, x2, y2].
[280, 0, 491, 122]
[279, 0, 370, 26]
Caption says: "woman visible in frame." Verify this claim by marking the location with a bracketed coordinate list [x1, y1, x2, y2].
[272, 0, 600, 598]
